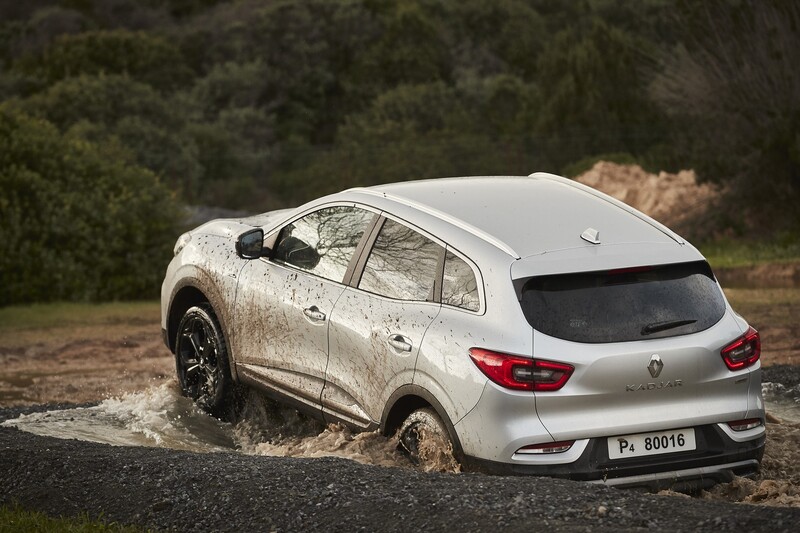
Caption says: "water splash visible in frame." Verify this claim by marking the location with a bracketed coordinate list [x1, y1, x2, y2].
[231, 390, 410, 468]
[6, 381, 795, 482]
[0, 383, 425, 470]
[1, 382, 234, 452]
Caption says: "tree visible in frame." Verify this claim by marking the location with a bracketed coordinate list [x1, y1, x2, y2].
[535, 18, 666, 170]
[276, 79, 542, 204]
[446, 0, 548, 79]
[10, 74, 202, 197]
[0, 108, 181, 305]
[653, 0, 800, 231]
[13, 28, 193, 92]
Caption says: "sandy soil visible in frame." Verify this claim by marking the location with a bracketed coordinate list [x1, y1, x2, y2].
[574, 161, 719, 235]
[1, 299, 795, 407]
[0, 323, 173, 407]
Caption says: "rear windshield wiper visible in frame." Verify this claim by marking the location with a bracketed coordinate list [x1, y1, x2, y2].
[641, 319, 697, 336]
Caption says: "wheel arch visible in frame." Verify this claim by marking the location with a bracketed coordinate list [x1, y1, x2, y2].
[167, 284, 210, 353]
[381, 385, 463, 457]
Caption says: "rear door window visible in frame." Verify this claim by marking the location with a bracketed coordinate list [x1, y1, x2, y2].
[358, 219, 443, 301]
[520, 261, 726, 343]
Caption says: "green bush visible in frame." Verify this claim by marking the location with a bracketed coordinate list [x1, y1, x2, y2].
[13, 28, 193, 92]
[0, 108, 181, 305]
[653, 0, 800, 231]
[9, 74, 203, 197]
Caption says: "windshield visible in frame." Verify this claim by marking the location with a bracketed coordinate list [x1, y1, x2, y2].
[520, 261, 726, 343]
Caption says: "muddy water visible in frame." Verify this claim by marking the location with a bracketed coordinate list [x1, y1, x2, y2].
[1, 382, 416, 470]
[762, 381, 800, 423]
[3, 381, 800, 505]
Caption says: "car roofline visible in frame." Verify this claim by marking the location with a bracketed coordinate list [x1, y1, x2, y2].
[529, 172, 686, 245]
[349, 172, 685, 257]
[349, 187, 521, 258]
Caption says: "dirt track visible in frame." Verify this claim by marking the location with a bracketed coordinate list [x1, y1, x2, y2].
[1, 159, 799, 528]
[1, 404, 798, 532]
[0, 329, 799, 530]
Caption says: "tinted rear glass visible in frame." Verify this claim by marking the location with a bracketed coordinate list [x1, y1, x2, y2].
[520, 261, 726, 343]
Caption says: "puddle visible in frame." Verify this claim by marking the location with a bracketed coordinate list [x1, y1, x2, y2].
[1, 383, 235, 452]
[2, 381, 799, 497]
[0, 382, 416, 469]
[762, 381, 800, 423]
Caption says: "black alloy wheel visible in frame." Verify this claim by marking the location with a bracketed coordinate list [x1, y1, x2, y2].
[175, 305, 233, 418]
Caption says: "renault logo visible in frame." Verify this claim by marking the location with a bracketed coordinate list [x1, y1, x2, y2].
[648, 354, 664, 378]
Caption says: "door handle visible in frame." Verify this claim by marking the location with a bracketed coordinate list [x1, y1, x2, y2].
[388, 334, 412, 352]
[303, 306, 326, 322]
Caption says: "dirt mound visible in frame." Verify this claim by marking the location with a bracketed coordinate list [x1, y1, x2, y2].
[574, 162, 719, 233]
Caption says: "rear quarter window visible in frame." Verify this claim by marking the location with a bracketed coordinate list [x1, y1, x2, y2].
[442, 251, 480, 312]
[520, 261, 726, 343]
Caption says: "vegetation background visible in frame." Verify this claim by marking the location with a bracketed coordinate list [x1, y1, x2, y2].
[1, 0, 798, 305]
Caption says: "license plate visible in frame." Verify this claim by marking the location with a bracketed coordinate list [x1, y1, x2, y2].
[607, 428, 696, 460]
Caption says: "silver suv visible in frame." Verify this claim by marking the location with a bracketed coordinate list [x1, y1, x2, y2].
[161, 174, 765, 489]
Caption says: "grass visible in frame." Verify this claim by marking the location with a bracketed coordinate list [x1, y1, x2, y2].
[0, 301, 160, 333]
[0, 505, 144, 532]
[699, 236, 800, 269]
[0, 301, 161, 350]
[724, 287, 800, 366]
[723, 287, 800, 328]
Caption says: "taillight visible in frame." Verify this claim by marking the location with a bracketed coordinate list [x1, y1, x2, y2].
[727, 418, 762, 431]
[516, 440, 575, 454]
[720, 326, 760, 371]
[468, 348, 573, 392]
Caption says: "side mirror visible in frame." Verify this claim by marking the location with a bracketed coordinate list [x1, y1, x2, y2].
[236, 228, 265, 259]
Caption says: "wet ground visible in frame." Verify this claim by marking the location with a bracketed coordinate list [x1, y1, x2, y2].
[1, 387, 799, 531]
[1, 384, 410, 468]
[2, 371, 800, 511]
[3, 416, 798, 533]
[1, 285, 799, 529]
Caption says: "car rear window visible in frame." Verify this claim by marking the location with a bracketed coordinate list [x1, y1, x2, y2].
[519, 261, 726, 343]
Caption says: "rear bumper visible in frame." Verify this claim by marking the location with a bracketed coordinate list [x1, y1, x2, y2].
[461, 423, 765, 491]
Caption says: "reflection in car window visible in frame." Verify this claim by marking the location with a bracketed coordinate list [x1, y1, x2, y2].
[442, 251, 480, 311]
[359, 219, 442, 301]
[273, 206, 373, 283]
[520, 261, 725, 343]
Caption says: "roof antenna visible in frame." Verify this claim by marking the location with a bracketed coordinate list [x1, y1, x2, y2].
[581, 227, 600, 244]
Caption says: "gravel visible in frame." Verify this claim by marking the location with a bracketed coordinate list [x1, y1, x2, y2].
[763, 365, 800, 388]
[2, 366, 799, 532]
[1, 408, 798, 532]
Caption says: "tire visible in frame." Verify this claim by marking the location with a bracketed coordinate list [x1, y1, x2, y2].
[398, 407, 460, 472]
[174, 305, 238, 420]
